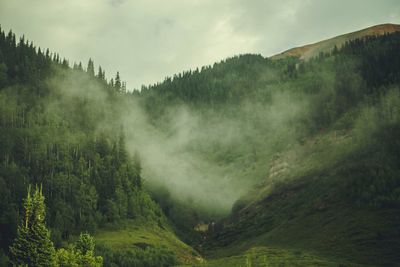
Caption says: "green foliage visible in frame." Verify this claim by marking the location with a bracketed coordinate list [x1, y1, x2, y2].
[94, 220, 200, 265]
[86, 59, 95, 77]
[96, 244, 176, 267]
[348, 87, 400, 207]
[75, 233, 95, 255]
[56, 233, 102, 267]
[0, 62, 7, 87]
[9, 185, 57, 267]
[179, 247, 360, 267]
[0, 249, 8, 266]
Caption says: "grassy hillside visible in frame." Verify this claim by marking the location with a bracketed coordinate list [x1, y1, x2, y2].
[271, 23, 400, 60]
[179, 247, 364, 267]
[94, 220, 202, 265]
[202, 97, 400, 266]
[200, 89, 399, 267]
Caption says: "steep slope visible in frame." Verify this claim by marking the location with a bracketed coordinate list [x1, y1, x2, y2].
[205, 129, 400, 266]
[271, 23, 400, 60]
[133, 29, 400, 266]
[192, 30, 400, 266]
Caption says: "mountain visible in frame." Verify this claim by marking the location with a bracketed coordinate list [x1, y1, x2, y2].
[271, 23, 400, 60]
[1, 24, 400, 266]
[195, 28, 400, 266]
[131, 25, 400, 266]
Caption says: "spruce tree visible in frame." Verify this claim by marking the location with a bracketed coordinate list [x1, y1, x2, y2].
[97, 66, 104, 80]
[114, 71, 122, 92]
[9, 185, 56, 267]
[87, 58, 95, 77]
[121, 82, 127, 93]
[75, 233, 95, 255]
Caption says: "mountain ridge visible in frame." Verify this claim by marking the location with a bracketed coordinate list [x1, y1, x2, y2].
[270, 23, 400, 60]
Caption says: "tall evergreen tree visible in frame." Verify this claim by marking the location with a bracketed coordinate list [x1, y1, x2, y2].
[87, 58, 95, 77]
[121, 81, 127, 93]
[97, 66, 104, 80]
[9, 185, 56, 267]
[114, 71, 121, 92]
[75, 233, 95, 255]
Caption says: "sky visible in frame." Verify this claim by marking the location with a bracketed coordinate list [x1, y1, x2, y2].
[0, 0, 399, 90]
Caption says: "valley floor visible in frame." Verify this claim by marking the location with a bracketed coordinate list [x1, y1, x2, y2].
[177, 246, 365, 267]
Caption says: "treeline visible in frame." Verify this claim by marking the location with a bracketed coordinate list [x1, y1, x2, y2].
[137, 31, 400, 132]
[0, 26, 127, 94]
[137, 54, 275, 120]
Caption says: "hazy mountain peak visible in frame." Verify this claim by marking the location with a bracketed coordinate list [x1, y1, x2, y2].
[271, 23, 400, 60]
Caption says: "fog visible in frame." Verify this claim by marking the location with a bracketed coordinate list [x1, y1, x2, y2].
[42, 60, 314, 217]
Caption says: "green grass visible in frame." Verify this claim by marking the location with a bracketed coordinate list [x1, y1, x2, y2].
[94, 219, 203, 265]
[178, 246, 362, 267]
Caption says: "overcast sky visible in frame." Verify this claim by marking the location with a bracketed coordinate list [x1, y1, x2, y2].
[1, 0, 399, 89]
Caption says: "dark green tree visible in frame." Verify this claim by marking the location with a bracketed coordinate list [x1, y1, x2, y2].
[75, 233, 95, 255]
[87, 58, 95, 77]
[121, 81, 127, 93]
[114, 71, 121, 92]
[97, 66, 105, 81]
[9, 185, 56, 267]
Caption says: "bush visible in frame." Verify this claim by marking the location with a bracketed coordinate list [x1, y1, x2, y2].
[96, 244, 176, 267]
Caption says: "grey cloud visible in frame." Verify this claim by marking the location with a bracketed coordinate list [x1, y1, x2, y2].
[0, 0, 398, 89]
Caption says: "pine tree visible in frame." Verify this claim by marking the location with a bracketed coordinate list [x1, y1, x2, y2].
[121, 82, 127, 93]
[45, 48, 50, 59]
[87, 58, 95, 77]
[97, 66, 104, 80]
[9, 185, 56, 267]
[114, 71, 121, 92]
[75, 233, 95, 255]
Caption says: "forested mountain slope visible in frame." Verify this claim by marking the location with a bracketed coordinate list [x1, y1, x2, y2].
[0, 27, 200, 266]
[1, 24, 400, 266]
[200, 32, 400, 266]
[137, 30, 400, 266]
